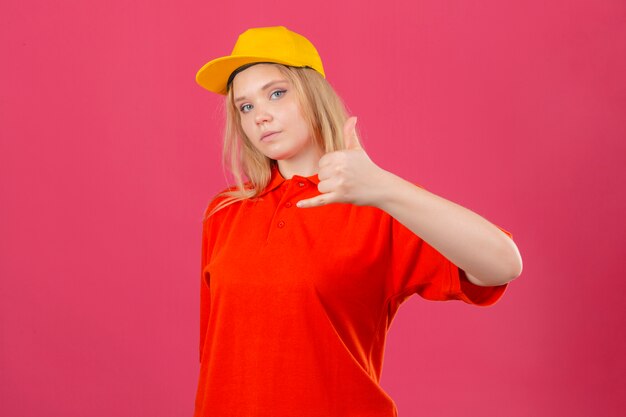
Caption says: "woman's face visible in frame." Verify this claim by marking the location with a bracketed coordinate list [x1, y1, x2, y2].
[231, 64, 321, 166]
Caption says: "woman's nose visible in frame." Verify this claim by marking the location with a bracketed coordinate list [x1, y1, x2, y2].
[254, 106, 272, 124]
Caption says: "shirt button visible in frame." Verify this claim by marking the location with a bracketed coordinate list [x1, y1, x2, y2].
[285, 202, 292, 208]
[277, 220, 285, 228]
[298, 182, 305, 187]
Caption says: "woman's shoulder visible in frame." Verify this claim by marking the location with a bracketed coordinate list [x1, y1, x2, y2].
[202, 182, 254, 222]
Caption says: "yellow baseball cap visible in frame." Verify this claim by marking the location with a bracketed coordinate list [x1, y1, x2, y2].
[195, 26, 326, 95]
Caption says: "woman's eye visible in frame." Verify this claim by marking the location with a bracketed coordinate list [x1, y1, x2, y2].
[271, 89, 287, 99]
[240, 90, 286, 113]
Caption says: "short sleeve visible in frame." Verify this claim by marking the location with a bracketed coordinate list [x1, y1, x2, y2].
[387, 212, 512, 307]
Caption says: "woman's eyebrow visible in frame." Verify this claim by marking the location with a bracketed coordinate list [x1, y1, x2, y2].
[234, 79, 288, 103]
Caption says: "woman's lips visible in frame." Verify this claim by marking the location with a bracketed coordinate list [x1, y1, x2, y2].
[261, 131, 280, 141]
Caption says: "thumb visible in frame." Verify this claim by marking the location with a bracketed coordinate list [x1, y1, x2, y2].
[343, 116, 361, 150]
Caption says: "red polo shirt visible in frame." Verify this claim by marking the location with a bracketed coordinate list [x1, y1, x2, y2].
[193, 164, 511, 417]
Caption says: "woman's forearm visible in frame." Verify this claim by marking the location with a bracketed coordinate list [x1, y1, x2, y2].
[373, 170, 523, 287]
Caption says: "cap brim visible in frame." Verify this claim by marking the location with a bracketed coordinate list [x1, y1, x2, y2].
[195, 55, 305, 95]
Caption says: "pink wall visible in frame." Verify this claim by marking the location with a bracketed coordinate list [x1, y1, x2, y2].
[1, 1, 624, 416]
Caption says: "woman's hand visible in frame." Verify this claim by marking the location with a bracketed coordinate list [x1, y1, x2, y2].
[296, 117, 391, 208]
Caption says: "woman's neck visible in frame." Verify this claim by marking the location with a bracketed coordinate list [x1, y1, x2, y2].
[276, 148, 324, 179]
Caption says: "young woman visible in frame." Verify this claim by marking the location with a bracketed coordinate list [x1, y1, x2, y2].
[193, 25, 522, 417]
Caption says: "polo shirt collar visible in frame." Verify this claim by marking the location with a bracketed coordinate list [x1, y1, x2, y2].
[258, 163, 320, 197]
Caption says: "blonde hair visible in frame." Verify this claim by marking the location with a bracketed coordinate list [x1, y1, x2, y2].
[203, 63, 358, 221]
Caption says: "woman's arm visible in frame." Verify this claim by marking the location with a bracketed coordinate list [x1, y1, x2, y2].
[372, 170, 522, 287]
[296, 116, 523, 286]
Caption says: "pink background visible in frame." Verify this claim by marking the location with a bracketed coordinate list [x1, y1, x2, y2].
[1, 1, 624, 416]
